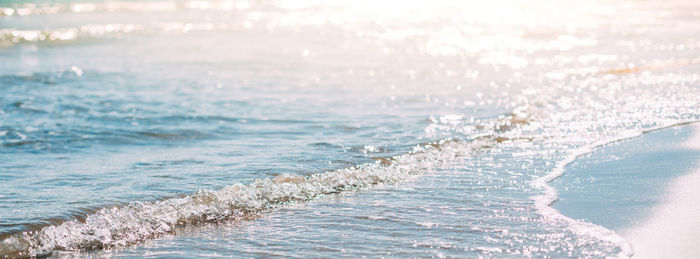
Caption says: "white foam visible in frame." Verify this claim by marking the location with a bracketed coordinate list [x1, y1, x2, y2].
[0, 24, 141, 47]
[0, 104, 695, 257]
[0, 138, 485, 257]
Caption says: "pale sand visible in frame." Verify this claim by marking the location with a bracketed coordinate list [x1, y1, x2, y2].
[623, 123, 700, 259]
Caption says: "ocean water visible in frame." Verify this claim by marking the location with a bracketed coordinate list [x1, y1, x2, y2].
[0, 0, 699, 258]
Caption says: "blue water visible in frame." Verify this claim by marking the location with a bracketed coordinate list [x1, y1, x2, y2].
[0, 0, 699, 258]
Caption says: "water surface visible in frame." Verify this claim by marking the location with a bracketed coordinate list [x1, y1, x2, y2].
[1, 0, 699, 257]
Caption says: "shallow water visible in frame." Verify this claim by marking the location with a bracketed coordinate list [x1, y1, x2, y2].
[554, 126, 700, 232]
[1, 0, 699, 258]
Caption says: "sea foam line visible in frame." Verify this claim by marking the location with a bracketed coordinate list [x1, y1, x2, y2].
[531, 120, 700, 259]
[0, 1, 249, 17]
[0, 24, 141, 47]
[0, 136, 497, 258]
[0, 106, 539, 258]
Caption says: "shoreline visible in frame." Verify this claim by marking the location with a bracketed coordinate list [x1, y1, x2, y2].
[551, 122, 700, 258]
[623, 123, 700, 258]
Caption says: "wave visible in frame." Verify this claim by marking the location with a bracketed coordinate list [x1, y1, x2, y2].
[0, 24, 141, 47]
[0, 1, 251, 17]
[0, 105, 543, 258]
[0, 89, 697, 257]
[0, 125, 221, 151]
[0, 21, 261, 47]
[0, 137, 503, 258]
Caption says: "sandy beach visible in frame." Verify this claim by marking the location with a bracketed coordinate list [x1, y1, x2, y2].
[623, 123, 700, 258]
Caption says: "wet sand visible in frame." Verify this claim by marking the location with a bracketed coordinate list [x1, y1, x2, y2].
[552, 122, 700, 258]
[623, 124, 700, 259]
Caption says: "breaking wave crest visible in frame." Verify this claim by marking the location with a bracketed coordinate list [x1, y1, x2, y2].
[0, 1, 251, 17]
[0, 25, 140, 47]
[0, 134, 504, 258]
[0, 103, 546, 258]
[0, 22, 265, 47]
[0, 94, 696, 258]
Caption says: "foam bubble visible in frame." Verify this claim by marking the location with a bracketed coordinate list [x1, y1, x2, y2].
[0, 136, 495, 257]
